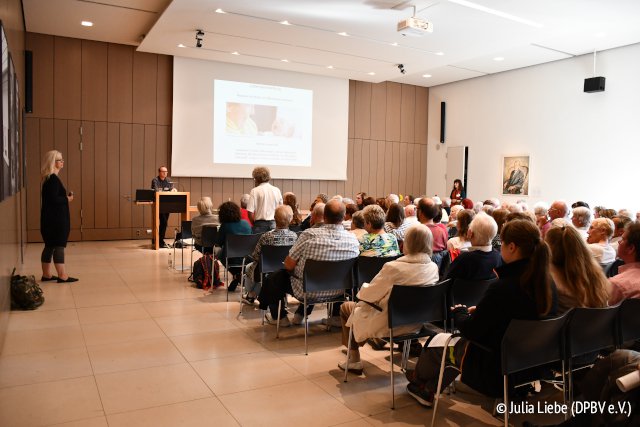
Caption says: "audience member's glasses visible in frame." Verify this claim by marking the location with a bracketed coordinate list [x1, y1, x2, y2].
[56, 158, 64, 162]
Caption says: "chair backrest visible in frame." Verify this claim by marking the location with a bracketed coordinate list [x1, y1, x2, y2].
[226, 233, 262, 258]
[201, 225, 218, 247]
[619, 298, 640, 345]
[448, 277, 496, 308]
[260, 245, 293, 274]
[501, 313, 570, 376]
[387, 279, 451, 329]
[356, 255, 400, 287]
[303, 258, 357, 294]
[604, 258, 624, 278]
[566, 305, 620, 359]
[181, 220, 193, 239]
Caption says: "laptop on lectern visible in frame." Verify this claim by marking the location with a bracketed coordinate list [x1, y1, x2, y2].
[135, 189, 155, 202]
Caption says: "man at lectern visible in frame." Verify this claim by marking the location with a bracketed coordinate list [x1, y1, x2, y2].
[151, 166, 174, 248]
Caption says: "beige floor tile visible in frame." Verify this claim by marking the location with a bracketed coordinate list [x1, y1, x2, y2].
[1, 325, 86, 356]
[130, 287, 201, 302]
[36, 283, 77, 311]
[81, 318, 165, 346]
[77, 303, 150, 325]
[0, 347, 93, 388]
[87, 337, 186, 374]
[171, 329, 264, 361]
[106, 397, 239, 427]
[275, 337, 351, 378]
[95, 363, 212, 414]
[218, 379, 360, 427]
[8, 309, 79, 331]
[142, 298, 216, 318]
[154, 312, 236, 337]
[49, 416, 109, 427]
[0, 376, 103, 427]
[72, 286, 138, 308]
[191, 351, 304, 395]
[331, 419, 373, 427]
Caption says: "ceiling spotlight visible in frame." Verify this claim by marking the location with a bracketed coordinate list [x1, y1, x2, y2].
[493, 56, 504, 61]
[397, 64, 406, 74]
[281, 59, 289, 62]
[422, 74, 432, 78]
[391, 42, 399, 46]
[327, 65, 334, 69]
[195, 30, 204, 48]
[338, 32, 349, 37]
[435, 52, 444, 56]
[280, 20, 291, 25]
[215, 8, 225, 14]
[177, 44, 186, 48]
[81, 21, 93, 27]
[367, 72, 376, 76]
[231, 51, 240, 55]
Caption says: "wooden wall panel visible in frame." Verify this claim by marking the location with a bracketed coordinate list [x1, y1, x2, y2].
[352, 139, 362, 196]
[368, 140, 378, 197]
[360, 140, 370, 195]
[143, 125, 156, 228]
[133, 52, 157, 124]
[53, 120, 68, 184]
[370, 83, 386, 140]
[413, 142, 422, 196]
[107, 123, 120, 228]
[131, 124, 145, 228]
[415, 86, 429, 144]
[53, 37, 81, 120]
[156, 55, 172, 126]
[81, 121, 95, 229]
[348, 81, 356, 139]
[400, 85, 416, 143]
[26, 33, 54, 119]
[119, 124, 132, 228]
[354, 81, 371, 140]
[25, 118, 40, 231]
[385, 82, 401, 142]
[81, 40, 108, 122]
[398, 142, 408, 194]
[94, 122, 108, 228]
[107, 44, 133, 123]
[67, 121, 82, 232]
[406, 144, 416, 197]
[376, 141, 385, 197]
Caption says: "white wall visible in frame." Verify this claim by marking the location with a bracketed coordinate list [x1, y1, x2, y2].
[427, 42, 640, 214]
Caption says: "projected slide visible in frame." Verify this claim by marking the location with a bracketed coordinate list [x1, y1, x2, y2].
[213, 80, 313, 166]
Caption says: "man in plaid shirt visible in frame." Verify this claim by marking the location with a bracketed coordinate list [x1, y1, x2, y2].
[261, 199, 359, 327]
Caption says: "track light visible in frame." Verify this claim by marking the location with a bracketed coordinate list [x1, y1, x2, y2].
[397, 64, 406, 74]
[195, 30, 204, 48]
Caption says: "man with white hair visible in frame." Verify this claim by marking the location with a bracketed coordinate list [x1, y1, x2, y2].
[571, 206, 592, 240]
[404, 204, 418, 225]
[386, 193, 400, 208]
[445, 213, 502, 280]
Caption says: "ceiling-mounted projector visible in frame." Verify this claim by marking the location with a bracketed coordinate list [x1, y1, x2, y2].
[397, 17, 433, 36]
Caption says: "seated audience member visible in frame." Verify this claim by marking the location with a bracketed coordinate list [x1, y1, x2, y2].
[343, 203, 358, 230]
[384, 203, 411, 242]
[417, 198, 449, 266]
[517, 200, 529, 213]
[611, 215, 632, 252]
[359, 205, 400, 257]
[545, 225, 609, 313]
[473, 201, 484, 213]
[572, 200, 590, 209]
[363, 196, 376, 207]
[506, 211, 536, 223]
[192, 197, 217, 253]
[375, 197, 388, 212]
[593, 206, 604, 219]
[445, 213, 501, 280]
[447, 209, 474, 251]
[447, 205, 463, 239]
[300, 195, 327, 230]
[481, 204, 494, 216]
[403, 194, 415, 207]
[617, 208, 632, 219]
[315, 193, 329, 204]
[404, 204, 419, 225]
[216, 201, 252, 291]
[349, 210, 367, 241]
[283, 192, 303, 232]
[549, 200, 570, 223]
[386, 193, 400, 209]
[405, 220, 557, 405]
[258, 200, 359, 326]
[338, 224, 440, 374]
[442, 197, 451, 215]
[507, 203, 523, 213]
[600, 208, 618, 219]
[587, 218, 617, 264]
[461, 198, 474, 210]
[240, 194, 253, 226]
[534, 202, 550, 237]
[491, 208, 509, 251]
[242, 205, 298, 305]
[571, 206, 592, 240]
[309, 202, 325, 228]
[355, 192, 366, 210]
[608, 222, 640, 304]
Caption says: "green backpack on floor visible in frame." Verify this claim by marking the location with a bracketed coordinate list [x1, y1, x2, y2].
[10, 268, 45, 310]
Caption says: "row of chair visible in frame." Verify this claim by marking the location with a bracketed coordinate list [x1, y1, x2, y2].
[431, 298, 640, 427]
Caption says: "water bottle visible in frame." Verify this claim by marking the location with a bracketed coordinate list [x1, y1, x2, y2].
[168, 253, 173, 270]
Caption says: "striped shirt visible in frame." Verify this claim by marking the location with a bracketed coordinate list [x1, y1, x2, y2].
[246, 228, 298, 280]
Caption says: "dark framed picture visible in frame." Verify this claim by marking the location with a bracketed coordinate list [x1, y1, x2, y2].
[1, 21, 9, 201]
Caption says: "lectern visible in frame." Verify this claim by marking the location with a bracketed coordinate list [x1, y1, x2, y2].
[153, 191, 190, 250]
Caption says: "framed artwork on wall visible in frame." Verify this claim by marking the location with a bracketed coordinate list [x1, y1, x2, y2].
[1, 21, 9, 201]
[502, 155, 530, 196]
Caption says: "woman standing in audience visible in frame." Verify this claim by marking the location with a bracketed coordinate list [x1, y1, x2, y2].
[358, 205, 400, 257]
[40, 150, 78, 283]
[447, 209, 475, 251]
[191, 197, 217, 253]
[449, 179, 466, 206]
[587, 218, 617, 264]
[405, 220, 556, 406]
[338, 224, 439, 374]
[545, 225, 608, 313]
[216, 201, 252, 291]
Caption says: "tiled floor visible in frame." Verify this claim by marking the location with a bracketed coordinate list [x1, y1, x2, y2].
[0, 241, 566, 426]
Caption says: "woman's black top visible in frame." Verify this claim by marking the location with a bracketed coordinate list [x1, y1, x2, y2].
[40, 174, 70, 247]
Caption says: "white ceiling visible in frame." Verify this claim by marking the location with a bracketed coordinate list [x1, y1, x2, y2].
[24, 0, 640, 87]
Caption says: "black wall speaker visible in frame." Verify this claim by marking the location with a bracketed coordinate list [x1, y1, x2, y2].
[440, 101, 446, 143]
[25, 50, 33, 113]
[584, 76, 605, 93]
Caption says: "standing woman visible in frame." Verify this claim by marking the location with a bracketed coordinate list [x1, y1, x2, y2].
[40, 150, 78, 283]
[449, 179, 466, 206]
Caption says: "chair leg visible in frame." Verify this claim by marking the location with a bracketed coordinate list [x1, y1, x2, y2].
[238, 259, 246, 315]
[225, 259, 229, 302]
[390, 329, 395, 409]
[326, 303, 332, 332]
[431, 335, 453, 427]
[503, 375, 509, 427]
[344, 327, 353, 382]
[304, 296, 308, 356]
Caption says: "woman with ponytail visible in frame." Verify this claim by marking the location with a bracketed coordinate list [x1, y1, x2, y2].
[545, 225, 609, 313]
[406, 219, 557, 405]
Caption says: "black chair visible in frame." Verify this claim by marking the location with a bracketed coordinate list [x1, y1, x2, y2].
[173, 220, 194, 272]
[277, 258, 357, 354]
[603, 258, 624, 278]
[344, 279, 451, 409]
[355, 255, 400, 288]
[447, 277, 496, 329]
[224, 233, 263, 301]
[618, 298, 640, 347]
[431, 313, 570, 427]
[564, 305, 621, 406]
[252, 245, 293, 320]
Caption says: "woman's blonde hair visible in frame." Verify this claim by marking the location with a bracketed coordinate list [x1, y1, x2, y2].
[41, 150, 61, 180]
[197, 197, 214, 215]
[545, 225, 608, 308]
